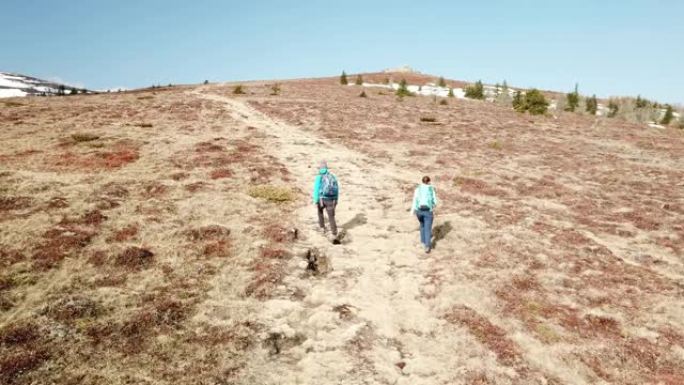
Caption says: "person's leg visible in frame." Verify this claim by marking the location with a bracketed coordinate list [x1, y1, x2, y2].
[317, 202, 326, 231]
[424, 211, 434, 250]
[324, 200, 338, 236]
[417, 211, 426, 245]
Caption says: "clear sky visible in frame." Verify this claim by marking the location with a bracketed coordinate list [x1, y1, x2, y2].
[1, 1, 682, 103]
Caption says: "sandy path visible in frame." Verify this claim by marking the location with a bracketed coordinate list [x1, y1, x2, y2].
[194, 91, 480, 384]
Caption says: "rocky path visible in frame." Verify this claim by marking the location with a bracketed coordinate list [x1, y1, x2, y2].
[195, 91, 476, 384]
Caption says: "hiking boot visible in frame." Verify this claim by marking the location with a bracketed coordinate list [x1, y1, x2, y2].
[424, 245, 431, 254]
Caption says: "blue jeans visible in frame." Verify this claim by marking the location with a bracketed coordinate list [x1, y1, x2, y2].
[416, 210, 433, 248]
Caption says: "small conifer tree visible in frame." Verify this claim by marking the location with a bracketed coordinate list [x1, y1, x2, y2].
[525, 89, 549, 115]
[464, 80, 485, 100]
[607, 100, 619, 117]
[340, 71, 348, 85]
[447, 88, 454, 98]
[585, 94, 598, 115]
[437, 77, 446, 87]
[512, 90, 524, 112]
[355, 74, 363, 85]
[396, 79, 413, 97]
[233, 85, 245, 94]
[565, 83, 579, 112]
[661, 104, 674, 125]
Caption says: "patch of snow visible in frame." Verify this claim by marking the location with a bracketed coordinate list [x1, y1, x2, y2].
[0, 75, 30, 89]
[0, 88, 28, 98]
[356, 82, 466, 98]
[647, 122, 665, 129]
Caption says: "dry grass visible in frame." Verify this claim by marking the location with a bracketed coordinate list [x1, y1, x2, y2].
[248, 185, 295, 203]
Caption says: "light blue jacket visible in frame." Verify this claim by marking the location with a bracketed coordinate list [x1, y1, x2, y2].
[312, 168, 339, 203]
[412, 183, 438, 212]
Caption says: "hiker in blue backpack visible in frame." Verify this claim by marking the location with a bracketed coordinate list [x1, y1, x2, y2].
[312, 160, 339, 239]
[412, 176, 438, 253]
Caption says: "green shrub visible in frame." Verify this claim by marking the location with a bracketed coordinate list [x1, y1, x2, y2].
[439, 99, 448, 105]
[512, 90, 524, 112]
[355, 75, 363, 85]
[233, 85, 245, 94]
[525, 89, 549, 115]
[270, 83, 281, 96]
[607, 100, 619, 117]
[359, 90, 367, 98]
[661, 105, 674, 125]
[248, 185, 294, 203]
[203, 80, 209, 85]
[464, 80, 484, 100]
[447, 88, 454, 98]
[396, 79, 414, 97]
[71, 133, 100, 143]
[635, 95, 649, 109]
[437, 77, 446, 87]
[585, 94, 598, 115]
[565, 84, 579, 112]
[513, 89, 548, 115]
[340, 71, 348, 85]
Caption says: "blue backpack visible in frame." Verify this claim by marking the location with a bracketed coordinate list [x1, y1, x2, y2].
[320, 173, 338, 199]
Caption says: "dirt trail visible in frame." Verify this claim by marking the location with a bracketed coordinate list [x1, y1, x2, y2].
[195, 90, 486, 384]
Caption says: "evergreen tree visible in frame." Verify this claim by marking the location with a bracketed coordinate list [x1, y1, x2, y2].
[447, 88, 454, 98]
[607, 100, 619, 118]
[57, 85, 66, 96]
[512, 90, 524, 112]
[355, 74, 363, 85]
[464, 80, 485, 100]
[635, 95, 649, 108]
[585, 94, 598, 115]
[565, 83, 579, 112]
[524, 89, 549, 115]
[340, 71, 348, 85]
[396, 78, 413, 97]
[437, 77, 446, 87]
[661, 105, 674, 125]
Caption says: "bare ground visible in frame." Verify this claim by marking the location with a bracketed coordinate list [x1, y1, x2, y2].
[1, 75, 683, 384]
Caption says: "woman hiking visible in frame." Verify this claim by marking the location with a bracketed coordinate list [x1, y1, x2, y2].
[412, 176, 438, 253]
[312, 160, 339, 241]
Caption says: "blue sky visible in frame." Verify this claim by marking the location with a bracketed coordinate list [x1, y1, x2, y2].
[1, 1, 682, 103]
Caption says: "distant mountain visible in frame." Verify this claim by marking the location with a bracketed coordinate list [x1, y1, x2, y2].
[0, 72, 90, 98]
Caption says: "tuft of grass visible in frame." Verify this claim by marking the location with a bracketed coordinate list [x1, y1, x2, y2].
[439, 99, 448, 105]
[420, 116, 437, 123]
[2, 101, 24, 107]
[135, 122, 153, 128]
[489, 141, 503, 150]
[359, 90, 367, 98]
[233, 85, 246, 95]
[248, 185, 294, 203]
[71, 133, 100, 143]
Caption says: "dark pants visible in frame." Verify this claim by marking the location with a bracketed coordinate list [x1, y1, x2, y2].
[416, 209, 433, 248]
[317, 199, 337, 235]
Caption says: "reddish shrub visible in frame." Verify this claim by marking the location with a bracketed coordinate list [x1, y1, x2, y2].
[110, 224, 139, 242]
[44, 295, 103, 322]
[260, 247, 290, 259]
[444, 306, 521, 365]
[187, 225, 230, 241]
[210, 168, 233, 179]
[0, 197, 32, 211]
[0, 349, 50, 383]
[115, 247, 154, 270]
[203, 240, 231, 258]
[0, 321, 39, 346]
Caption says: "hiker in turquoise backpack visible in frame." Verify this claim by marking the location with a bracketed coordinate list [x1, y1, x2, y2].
[412, 176, 438, 253]
[312, 160, 339, 238]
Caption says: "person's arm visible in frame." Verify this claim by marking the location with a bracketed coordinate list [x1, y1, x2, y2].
[411, 188, 419, 212]
[312, 175, 321, 204]
[432, 186, 438, 208]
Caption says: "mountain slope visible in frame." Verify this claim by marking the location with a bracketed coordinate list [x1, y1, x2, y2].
[0, 72, 87, 98]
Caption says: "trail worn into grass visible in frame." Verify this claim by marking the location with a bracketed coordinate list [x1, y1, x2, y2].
[197, 90, 581, 385]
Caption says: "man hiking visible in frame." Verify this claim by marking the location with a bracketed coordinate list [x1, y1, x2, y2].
[412, 175, 438, 253]
[313, 160, 339, 240]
